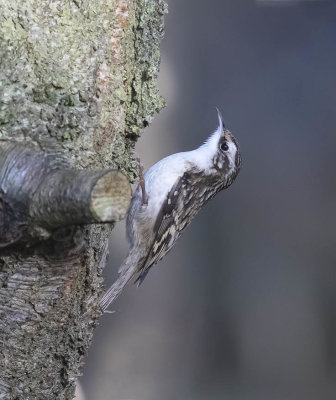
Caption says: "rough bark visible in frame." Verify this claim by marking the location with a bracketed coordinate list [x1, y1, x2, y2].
[0, 0, 166, 399]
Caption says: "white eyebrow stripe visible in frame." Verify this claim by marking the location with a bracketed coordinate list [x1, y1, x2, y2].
[228, 141, 237, 169]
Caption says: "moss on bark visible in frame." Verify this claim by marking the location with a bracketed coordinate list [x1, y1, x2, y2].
[0, 0, 167, 398]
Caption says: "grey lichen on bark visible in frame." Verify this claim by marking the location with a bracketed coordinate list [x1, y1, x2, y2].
[0, 0, 167, 399]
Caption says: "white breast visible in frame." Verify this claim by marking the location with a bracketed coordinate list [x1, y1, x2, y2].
[144, 153, 189, 216]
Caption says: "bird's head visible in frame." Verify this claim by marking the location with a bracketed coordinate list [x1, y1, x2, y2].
[213, 108, 241, 187]
[197, 109, 241, 189]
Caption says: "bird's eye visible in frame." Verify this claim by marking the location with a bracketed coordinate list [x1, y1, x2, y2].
[220, 142, 229, 152]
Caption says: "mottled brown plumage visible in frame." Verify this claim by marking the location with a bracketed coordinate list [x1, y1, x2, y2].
[100, 109, 241, 311]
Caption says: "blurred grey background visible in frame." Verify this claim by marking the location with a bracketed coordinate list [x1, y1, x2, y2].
[81, 1, 336, 399]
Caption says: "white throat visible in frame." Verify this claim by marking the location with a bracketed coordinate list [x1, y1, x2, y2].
[186, 127, 222, 173]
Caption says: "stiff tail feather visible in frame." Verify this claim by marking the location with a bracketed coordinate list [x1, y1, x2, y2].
[99, 261, 136, 312]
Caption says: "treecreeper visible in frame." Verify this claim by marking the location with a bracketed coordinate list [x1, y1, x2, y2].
[100, 109, 242, 311]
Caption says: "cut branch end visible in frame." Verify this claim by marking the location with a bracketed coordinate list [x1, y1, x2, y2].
[90, 171, 131, 222]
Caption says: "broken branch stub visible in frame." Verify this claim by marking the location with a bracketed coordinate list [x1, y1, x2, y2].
[30, 169, 131, 227]
[0, 141, 131, 248]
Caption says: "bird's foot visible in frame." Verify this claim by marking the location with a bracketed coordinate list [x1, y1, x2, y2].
[136, 156, 148, 206]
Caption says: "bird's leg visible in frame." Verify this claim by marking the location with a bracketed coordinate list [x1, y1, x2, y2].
[136, 156, 148, 206]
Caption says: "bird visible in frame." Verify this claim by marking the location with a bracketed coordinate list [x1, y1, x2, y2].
[100, 109, 241, 311]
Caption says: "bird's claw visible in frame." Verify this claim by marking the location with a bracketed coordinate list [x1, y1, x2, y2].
[136, 156, 148, 206]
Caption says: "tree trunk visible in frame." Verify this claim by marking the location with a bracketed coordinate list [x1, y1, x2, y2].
[0, 0, 166, 399]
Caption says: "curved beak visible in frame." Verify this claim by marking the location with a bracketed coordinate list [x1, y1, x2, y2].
[216, 107, 225, 131]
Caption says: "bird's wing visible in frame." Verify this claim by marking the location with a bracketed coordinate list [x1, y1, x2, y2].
[135, 171, 199, 284]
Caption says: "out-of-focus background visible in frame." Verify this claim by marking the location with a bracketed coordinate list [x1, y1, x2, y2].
[81, 1, 336, 399]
